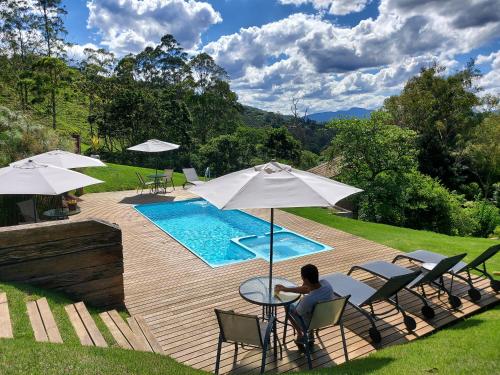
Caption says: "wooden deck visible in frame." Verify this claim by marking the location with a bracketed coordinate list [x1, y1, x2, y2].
[72, 189, 499, 374]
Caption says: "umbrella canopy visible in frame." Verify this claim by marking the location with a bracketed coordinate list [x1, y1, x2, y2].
[10, 149, 106, 169]
[192, 161, 362, 209]
[0, 160, 103, 195]
[192, 161, 362, 299]
[127, 139, 179, 153]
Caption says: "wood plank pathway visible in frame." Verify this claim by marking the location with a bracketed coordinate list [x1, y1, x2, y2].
[73, 189, 499, 373]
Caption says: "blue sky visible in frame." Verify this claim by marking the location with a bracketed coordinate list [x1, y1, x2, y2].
[63, 0, 500, 113]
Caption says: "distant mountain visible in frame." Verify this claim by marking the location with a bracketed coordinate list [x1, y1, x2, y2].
[306, 108, 372, 122]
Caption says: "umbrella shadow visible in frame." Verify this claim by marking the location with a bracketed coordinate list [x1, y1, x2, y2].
[118, 194, 176, 205]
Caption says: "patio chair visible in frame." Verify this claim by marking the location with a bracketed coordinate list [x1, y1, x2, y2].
[16, 199, 39, 223]
[214, 309, 274, 375]
[284, 296, 350, 368]
[182, 168, 205, 189]
[162, 169, 175, 193]
[393, 245, 500, 299]
[352, 253, 467, 312]
[322, 271, 421, 343]
[135, 172, 154, 194]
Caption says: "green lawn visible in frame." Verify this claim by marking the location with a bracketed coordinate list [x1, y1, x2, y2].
[285, 207, 500, 272]
[82, 163, 186, 193]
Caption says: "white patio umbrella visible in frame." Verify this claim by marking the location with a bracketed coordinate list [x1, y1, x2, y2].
[192, 161, 363, 294]
[10, 149, 106, 169]
[127, 139, 180, 175]
[0, 160, 103, 221]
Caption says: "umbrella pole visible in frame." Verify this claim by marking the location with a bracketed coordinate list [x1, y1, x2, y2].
[32, 195, 37, 223]
[268, 208, 274, 299]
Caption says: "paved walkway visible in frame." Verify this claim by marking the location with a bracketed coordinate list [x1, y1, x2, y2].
[72, 189, 499, 374]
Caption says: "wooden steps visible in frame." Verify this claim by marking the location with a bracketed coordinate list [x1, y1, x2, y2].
[65, 302, 107, 347]
[0, 292, 13, 338]
[100, 310, 163, 353]
[127, 315, 164, 354]
[26, 297, 62, 343]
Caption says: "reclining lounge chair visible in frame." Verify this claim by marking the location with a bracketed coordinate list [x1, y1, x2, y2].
[322, 270, 421, 343]
[393, 245, 500, 300]
[182, 168, 205, 189]
[351, 253, 467, 312]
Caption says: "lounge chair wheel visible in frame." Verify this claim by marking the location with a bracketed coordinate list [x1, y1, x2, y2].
[421, 305, 435, 320]
[491, 279, 500, 292]
[448, 295, 462, 309]
[368, 327, 381, 343]
[467, 288, 481, 302]
[403, 316, 417, 332]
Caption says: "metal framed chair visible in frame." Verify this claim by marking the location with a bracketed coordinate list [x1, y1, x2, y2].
[162, 169, 175, 193]
[135, 172, 154, 194]
[214, 309, 274, 375]
[285, 296, 350, 369]
[323, 271, 421, 343]
[182, 168, 205, 189]
[393, 245, 500, 298]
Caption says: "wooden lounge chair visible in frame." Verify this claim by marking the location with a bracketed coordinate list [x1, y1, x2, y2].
[214, 309, 274, 375]
[182, 168, 205, 189]
[322, 270, 421, 343]
[393, 245, 500, 299]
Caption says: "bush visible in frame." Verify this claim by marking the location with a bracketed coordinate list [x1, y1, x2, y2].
[463, 200, 500, 237]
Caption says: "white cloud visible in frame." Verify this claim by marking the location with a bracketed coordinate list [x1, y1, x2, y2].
[87, 0, 221, 55]
[477, 50, 500, 96]
[65, 42, 100, 63]
[278, 0, 370, 15]
[206, 0, 500, 113]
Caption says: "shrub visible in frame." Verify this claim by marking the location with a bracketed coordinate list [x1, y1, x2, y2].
[463, 200, 500, 237]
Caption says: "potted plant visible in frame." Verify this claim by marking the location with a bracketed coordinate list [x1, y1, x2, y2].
[67, 199, 78, 211]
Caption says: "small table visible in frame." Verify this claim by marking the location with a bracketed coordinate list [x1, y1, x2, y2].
[147, 174, 167, 194]
[240, 276, 299, 357]
[43, 207, 81, 220]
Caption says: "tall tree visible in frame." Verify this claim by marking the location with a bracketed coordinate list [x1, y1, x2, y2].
[383, 62, 482, 189]
[189, 53, 228, 92]
[34, 0, 67, 128]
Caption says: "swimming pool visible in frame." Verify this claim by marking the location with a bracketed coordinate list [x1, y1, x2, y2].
[135, 199, 332, 267]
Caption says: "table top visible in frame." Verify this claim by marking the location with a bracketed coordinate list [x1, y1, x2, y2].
[239, 276, 299, 307]
[148, 174, 168, 178]
[43, 207, 81, 218]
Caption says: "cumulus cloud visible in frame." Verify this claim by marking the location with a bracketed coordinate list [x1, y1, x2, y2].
[477, 50, 500, 96]
[206, 0, 500, 112]
[65, 42, 100, 63]
[278, 0, 370, 15]
[87, 0, 221, 55]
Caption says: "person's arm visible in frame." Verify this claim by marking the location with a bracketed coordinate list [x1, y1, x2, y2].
[275, 284, 310, 294]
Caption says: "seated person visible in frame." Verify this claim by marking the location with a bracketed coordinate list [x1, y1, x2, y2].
[275, 264, 334, 346]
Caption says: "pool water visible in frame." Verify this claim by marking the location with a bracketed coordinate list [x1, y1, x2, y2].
[135, 199, 332, 267]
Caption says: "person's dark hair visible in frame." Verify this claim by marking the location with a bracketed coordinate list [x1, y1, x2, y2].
[301, 264, 319, 284]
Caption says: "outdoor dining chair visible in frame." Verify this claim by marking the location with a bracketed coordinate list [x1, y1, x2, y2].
[284, 296, 351, 368]
[392, 245, 500, 299]
[135, 172, 154, 194]
[214, 309, 274, 375]
[162, 169, 175, 193]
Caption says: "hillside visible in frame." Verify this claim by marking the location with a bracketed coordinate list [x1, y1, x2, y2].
[307, 107, 373, 122]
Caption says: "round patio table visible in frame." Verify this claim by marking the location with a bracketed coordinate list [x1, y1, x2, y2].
[147, 173, 167, 194]
[239, 276, 299, 358]
[43, 207, 81, 220]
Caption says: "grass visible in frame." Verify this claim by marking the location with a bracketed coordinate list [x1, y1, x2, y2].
[82, 163, 186, 194]
[285, 207, 500, 272]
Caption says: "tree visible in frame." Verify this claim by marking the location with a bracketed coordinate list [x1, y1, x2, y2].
[263, 127, 302, 165]
[189, 53, 228, 92]
[383, 62, 482, 189]
[34, 0, 67, 128]
[464, 114, 500, 199]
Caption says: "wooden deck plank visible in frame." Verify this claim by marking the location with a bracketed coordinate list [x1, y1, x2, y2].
[0, 292, 13, 338]
[99, 311, 132, 350]
[107, 310, 147, 351]
[26, 301, 48, 342]
[65, 304, 93, 346]
[132, 315, 164, 354]
[36, 298, 63, 343]
[74, 302, 108, 348]
[69, 189, 500, 373]
[127, 317, 153, 352]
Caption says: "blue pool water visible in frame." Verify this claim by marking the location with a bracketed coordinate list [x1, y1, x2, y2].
[135, 199, 332, 267]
